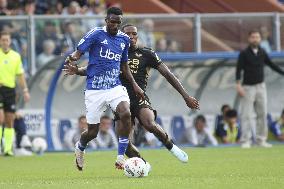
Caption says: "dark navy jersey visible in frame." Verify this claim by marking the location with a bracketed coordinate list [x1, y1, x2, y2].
[120, 47, 162, 93]
[77, 26, 130, 90]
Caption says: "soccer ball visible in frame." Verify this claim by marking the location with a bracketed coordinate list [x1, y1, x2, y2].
[32, 137, 47, 155]
[124, 157, 149, 178]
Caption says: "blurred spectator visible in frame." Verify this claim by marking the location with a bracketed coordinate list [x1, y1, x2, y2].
[61, 1, 81, 15]
[132, 121, 160, 148]
[260, 26, 272, 53]
[270, 109, 284, 141]
[0, 0, 10, 15]
[13, 112, 33, 156]
[61, 21, 78, 52]
[155, 38, 167, 52]
[54, 1, 64, 14]
[23, 0, 36, 15]
[139, 19, 156, 49]
[64, 115, 88, 150]
[144, 131, 161, 147]
[83, 1, 105, 30]
[36, 39, 56, 68]
[215, 104, 231, 137]
[167, 40, 180, 52]
[34, 0, 49, 14]
[36, 21, 61, 55]
[216, 109, 241, 144]
[20, 42, 29, 76]
[94, 116, 117, 149]
[187, 115, 218, 147]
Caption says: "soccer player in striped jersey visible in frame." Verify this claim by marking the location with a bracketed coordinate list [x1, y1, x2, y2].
[65, 7, 144, 171]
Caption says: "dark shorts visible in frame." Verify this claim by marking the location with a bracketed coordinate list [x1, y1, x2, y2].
[129, 93, 157, 121]
[113, 92, 157, 122]
[0, 86, 16, 113]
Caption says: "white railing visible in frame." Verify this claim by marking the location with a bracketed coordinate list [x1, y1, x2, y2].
[0, 12, 283, 75]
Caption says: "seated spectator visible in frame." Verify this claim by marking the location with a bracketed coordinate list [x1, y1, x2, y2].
[0, 0, 11, 15]
[216, 109, 241, 144]
[22, 0, 36, 15]
[270, 109, 284, 141]
[215, 104, 230, 137]
[167, 40, 180, 52]
[83, 1, 105, 30]
[187, 115, 218, 147]
[36, 39, 56, 68]
[94, 116, 117, 149]
[64, 115, 88, 150]
[61, 1, 81, 15]
[260, 26, 272, 53]
[139, 19, 155, 49]
[155, 38, 167, 52]
[61, 21, 78, 52]
[36, 21, 61, 55]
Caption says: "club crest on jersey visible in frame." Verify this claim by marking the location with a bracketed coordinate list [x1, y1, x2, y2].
[101, 39, 108, 45]
[120, 43, 125, 50]
[135, 53, 142, 57]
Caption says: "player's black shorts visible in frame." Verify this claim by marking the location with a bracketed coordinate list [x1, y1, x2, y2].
[0, 86, 16, 113]
[128, 92, 157, 121]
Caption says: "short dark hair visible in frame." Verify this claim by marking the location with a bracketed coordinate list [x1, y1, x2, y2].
[0, 31, 11, 38]
[225, 109, 238, 118]
[121, 24, 135, 31]
[221, 104, 230, 113]
[78, 115, 86, 122]
[194, 115, 206, 124]
[106, 7, 123, 17]
[248, 29, 260, 36]
[281, 109, 284, 116]
[100, 115, 111, 121]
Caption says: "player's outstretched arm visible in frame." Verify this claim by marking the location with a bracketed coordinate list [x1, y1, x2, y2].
[65, 50, 83, 63]
[121, 62, 145, 100]
[157, 63, 199, 110]
[63, 63, 87, 76]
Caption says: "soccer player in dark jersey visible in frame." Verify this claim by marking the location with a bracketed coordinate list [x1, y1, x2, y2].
[64, 24, 199, 164]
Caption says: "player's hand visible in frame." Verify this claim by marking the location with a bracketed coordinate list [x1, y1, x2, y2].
[133, 83, 145, 100]
[23, 91, 30, 103]
[65, 55, 76, 64]
[236, 83, 245, 97]
[63, 63, 78, 76]
[184, 95, 199, 110]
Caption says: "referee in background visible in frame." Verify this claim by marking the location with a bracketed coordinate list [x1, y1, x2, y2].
[0, 31, 30, 156]
[236, 29, 284, 148]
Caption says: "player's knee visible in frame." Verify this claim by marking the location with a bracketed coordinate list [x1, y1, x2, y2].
[119, 110, 131, 121]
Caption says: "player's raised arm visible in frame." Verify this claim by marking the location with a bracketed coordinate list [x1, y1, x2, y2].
[157, 63, 199, 110]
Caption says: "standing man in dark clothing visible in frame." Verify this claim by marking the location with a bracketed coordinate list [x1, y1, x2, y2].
[236, 29, 284, 148]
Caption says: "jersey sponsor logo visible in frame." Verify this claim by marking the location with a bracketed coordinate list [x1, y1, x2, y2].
[99, 47, 121, 61]
[128, 58, 140, 74]
[101, 39, 108, 45]
[120, 43, 125, 50]
[135, 52, 142, 57]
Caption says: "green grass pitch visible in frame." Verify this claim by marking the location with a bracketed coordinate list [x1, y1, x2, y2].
[1, 146, 284, 189]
